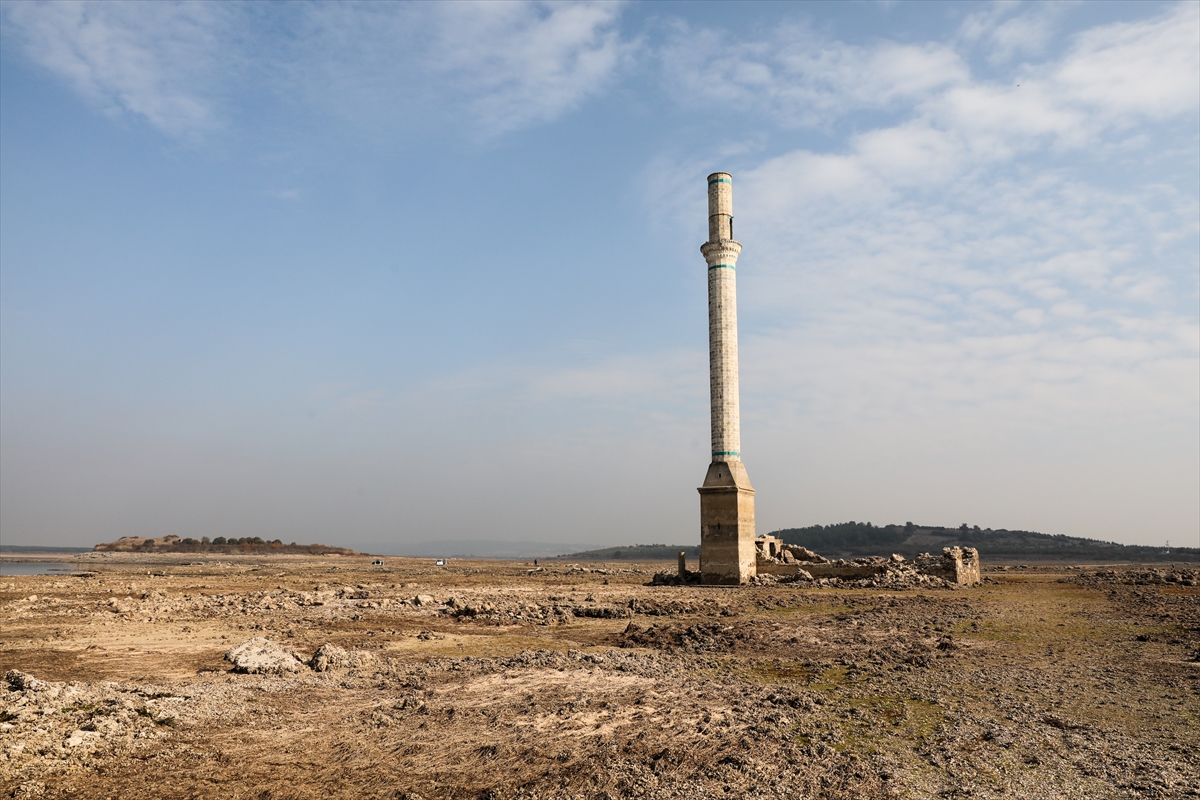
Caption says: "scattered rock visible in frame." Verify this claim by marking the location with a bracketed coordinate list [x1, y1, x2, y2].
[649, 570, 701, 586]
[63, 730, 96, 748]
[5, 670, 46, 692]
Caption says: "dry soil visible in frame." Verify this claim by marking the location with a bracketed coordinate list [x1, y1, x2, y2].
[1, 554, 1197, 799]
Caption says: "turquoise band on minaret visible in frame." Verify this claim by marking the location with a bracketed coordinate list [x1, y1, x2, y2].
[702, 172, 742, 464]
[698, 171, 757, 585]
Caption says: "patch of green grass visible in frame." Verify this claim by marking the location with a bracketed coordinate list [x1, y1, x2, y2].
[961, 620, 1031, 644]
[743, 661, 817, 685]
[838, 697, 943, 751]
[696, 657, 817, 687]
[761, 603, 853, 618]
[808, 664, 849, 690]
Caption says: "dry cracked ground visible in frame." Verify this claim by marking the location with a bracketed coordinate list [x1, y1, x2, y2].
[1, 555, 1197, 799]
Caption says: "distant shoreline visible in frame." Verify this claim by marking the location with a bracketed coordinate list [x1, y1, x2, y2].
[0, 545, 91, 554]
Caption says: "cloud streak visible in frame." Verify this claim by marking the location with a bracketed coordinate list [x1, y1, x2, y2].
[2, 0, 632, 141]
[2, 0, 233, 139]
[1, 2, 1195, 547]
[653, 2, 1199, 538]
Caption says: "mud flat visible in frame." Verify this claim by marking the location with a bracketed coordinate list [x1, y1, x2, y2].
[1, 554, 1197, 799]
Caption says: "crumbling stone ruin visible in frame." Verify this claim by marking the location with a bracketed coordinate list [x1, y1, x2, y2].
[650, 551, 702, 586]
[652, 540, 981, 588]
[754, 537, 981, 587]
[750, 537, 981, 588]
[914, 546, 981, 586]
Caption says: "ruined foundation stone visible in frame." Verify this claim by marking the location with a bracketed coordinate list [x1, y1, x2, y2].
[914, 547, 981, 586]
[753, 541, 982, 587]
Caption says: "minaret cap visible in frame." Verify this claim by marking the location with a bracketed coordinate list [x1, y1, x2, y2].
[707, 172, 734, 243]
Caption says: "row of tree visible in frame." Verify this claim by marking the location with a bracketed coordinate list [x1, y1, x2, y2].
[139, 538, 354, 555]
[772, 522, 1197, 562]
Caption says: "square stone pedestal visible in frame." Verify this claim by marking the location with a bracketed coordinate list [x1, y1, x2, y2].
[698, 461, 756, 585]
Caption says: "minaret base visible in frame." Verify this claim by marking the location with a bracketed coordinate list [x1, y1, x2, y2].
[698, 461, 757, 585]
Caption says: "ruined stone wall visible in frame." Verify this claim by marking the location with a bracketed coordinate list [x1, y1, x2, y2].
[752, 541, 982, 586]
[914, 547, 981, 586]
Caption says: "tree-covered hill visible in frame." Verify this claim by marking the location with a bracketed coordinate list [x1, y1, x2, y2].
[93, 535, 355, 556]
[771, 522, 1198, 562]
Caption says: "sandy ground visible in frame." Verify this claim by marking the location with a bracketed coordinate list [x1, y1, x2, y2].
[1, 553, 1197, 799]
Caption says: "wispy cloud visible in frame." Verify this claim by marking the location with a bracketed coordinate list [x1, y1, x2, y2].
[430, 1, 632, 134]
[662, 25, 960, 127]
[288, 0, 632, 138]
[933, 5, 1199, 157]
[649, 3, 1198, 536]
[959, 1, 1065, 65]
[2, 0, 233, 140]
[1053, 2, 1200, 122]
[661, 21, 968, 127]
[661, 2, 1198, 147]
[2, 0, 632, 141]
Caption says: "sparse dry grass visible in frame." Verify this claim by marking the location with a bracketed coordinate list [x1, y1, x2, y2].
[0, 555, 1197, 799]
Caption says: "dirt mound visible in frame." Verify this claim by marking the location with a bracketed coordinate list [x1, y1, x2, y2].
[224, 637, 306, 675]
[1070, 568, 1199, 587]
[309, 643, 376, 672]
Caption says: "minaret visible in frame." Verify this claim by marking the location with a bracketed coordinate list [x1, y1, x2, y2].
[698, 172, 756, 585]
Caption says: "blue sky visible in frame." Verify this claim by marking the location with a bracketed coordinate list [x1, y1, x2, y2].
[1, 0, 1197, 552]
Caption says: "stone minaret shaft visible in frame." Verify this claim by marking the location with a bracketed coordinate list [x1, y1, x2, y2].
[698, 172, 756, 585]
[702, 173, 742, 463]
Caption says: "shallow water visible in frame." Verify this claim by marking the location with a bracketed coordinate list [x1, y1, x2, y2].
[0, 561, 78, 576]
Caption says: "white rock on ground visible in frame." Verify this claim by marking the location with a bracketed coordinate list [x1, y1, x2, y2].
[224, 637, 305, 675]
[309, 644, 375, 672]
[4, 671, 46, 692]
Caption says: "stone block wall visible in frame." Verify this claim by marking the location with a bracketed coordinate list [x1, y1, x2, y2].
[914, 547, 981, 586]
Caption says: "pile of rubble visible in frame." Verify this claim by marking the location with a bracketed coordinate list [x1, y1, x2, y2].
[1, 582, 646, 631]
[649, 569, 701, 586]
[770, 555, 959, 589]
[1070, 567, 1199, 587]
[219, 637, 387, 676]
[1, 668, 200, 786]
